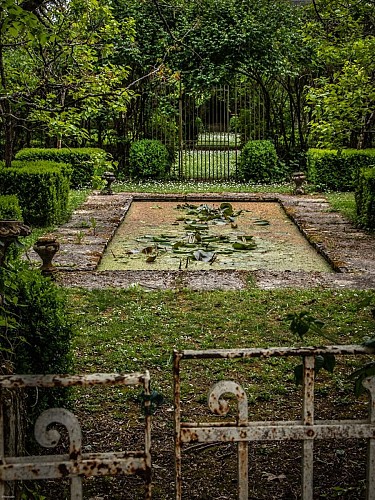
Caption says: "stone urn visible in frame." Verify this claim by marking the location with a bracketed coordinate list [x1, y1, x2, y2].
[0, 220, 31, 267]
[291, 171, 307, 195]
[33, 236, 60, 276]
[101, 171, 116, 195]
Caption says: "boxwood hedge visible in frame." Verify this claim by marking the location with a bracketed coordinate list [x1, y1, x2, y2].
[356, 167, 375, 230]
[15, 148, 108, 188]
[0, 162, 70, 226]
[307, 149, 375, 191]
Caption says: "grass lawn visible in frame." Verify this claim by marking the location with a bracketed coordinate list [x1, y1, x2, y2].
[67, 287, 375, 498]
[325, 191, 357, 223]
[70, 287, 375, 396]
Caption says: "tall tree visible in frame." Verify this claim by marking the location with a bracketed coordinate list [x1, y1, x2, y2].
[304, 0, 375, 148]
[0, 0, 134, 163]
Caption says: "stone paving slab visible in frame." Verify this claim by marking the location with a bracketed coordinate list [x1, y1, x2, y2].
[26, 192, 375, 290]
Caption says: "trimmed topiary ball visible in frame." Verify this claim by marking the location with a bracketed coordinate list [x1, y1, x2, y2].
[239, 140, 279, 183]
[128, 139, 170, 180]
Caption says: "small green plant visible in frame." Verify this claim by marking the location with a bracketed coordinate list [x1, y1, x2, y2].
[286, 311, 336, 385]
[90, 217, 97, 236]
[287, 307, 375, 395]
[76, 230, 85, 244]
[91, 174, 106, 190]
[128, 139, 170, 180]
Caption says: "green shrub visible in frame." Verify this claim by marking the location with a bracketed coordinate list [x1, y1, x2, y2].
[0, 195, 22, 220]
[15, 148, 108, 188]
[128, 139, 170, 179]
[0, 263, 73, 438]
[356, 167, 375, 230]
[0, 162, 70, 226]
[0, 195, 23, 262]
[239, 140, 281, 183]
[307, 149, 375, 191]
[146, 110, 178, 168]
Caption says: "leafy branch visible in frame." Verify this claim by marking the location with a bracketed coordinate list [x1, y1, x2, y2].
[286, 311, 336, 386]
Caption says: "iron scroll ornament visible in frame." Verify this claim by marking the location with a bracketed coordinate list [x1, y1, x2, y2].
[34, 408, 83, 497]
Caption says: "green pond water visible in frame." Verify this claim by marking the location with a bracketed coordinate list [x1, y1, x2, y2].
[98, 201, 333, 272]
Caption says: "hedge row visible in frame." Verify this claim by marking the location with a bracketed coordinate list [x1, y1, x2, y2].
[307, 149, 375, 191]
[0, 195, 23, 262]
[0, 194, 22, 220]
[15, 148, 108, 188]
[0, 161, 70, 227]
[356, 167, 375, 230]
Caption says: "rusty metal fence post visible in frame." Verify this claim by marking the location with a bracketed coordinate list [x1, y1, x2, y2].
[0, 372, 152, 499]
[174, 346, 375, 500]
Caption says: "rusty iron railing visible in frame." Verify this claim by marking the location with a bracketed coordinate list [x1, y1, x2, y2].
[0, 372, 152, 499]
[173, 346, 375, 500]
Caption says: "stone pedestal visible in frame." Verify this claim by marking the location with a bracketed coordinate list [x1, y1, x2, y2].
[292, 171, 307, 195]
[33, 236, 60, 276]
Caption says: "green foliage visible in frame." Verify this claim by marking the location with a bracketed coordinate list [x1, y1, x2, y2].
[0, 195, 24, 262]
[0, 0, 134, 162]
[304, 1, 375, 149]
[307, 149, 375, 191]
[13, 266, 73, 375]
[239, 140, 282, 183]
[0, 194, 22, 220]
[355, 167, 375, 230]
[145, 108, 178, 168]
[287, 311, 337, 385]
[128, 139, 170, 180]
[15, 148, 108, 188]
[0, 262, 73, 418]
[0, 162, 70, 226]
[286, 311, 325, 340]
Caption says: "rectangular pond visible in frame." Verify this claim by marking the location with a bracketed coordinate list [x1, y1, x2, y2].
[98, 201, 333, 272]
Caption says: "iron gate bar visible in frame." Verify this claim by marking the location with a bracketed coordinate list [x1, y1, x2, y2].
[174, 346, 375, 500]
[0, 371, 152, 500]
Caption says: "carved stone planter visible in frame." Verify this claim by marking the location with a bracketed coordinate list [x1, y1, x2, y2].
[291, 171, 307, 195]
[101, 171, 116, 195]
[0, 220, 31, 267]
[33, 236, 60, 276]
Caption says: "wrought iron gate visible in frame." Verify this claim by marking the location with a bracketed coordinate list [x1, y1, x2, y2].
[173, 345, 375, 500]
[0, 372, 152, 499]
[175, 82, 266, 180]
[127, 77, 266, 181]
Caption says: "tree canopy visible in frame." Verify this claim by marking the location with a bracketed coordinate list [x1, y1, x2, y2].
[0, 0, 374, 164]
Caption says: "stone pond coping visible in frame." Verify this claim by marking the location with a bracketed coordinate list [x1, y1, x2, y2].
[26, 192, 375, 290]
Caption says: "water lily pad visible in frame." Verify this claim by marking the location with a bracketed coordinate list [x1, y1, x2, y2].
[192, 249, 216, 262]
[146, 254, 158, 262]
[232, 242, 257, 250]
[184, 223, 209, 231]
[238, 235, 255, 241]
[254, 219, 270, 226]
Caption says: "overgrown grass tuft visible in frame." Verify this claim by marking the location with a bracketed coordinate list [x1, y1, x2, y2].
[325, 192, 356, 223]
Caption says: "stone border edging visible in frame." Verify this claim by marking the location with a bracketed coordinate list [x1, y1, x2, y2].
[26, 192, 375, 290]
